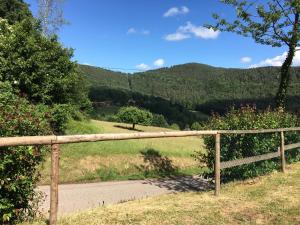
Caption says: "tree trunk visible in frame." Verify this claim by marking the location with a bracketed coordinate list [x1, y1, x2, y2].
[276, 13, 299, 108]
[133, 123, 135, 130]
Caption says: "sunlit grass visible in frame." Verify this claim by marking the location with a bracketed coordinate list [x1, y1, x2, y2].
[39, 120, 204, 184]
[25, 162, 300, 225]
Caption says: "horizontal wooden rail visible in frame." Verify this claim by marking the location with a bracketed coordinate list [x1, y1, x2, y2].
[218, 127, 300, 134]
[220, 142, 300, 169]
[0, 130, 217, 147]
[220, 151, 280, 169]
[285, 143, 300, 151]
[1, 128, 300, 148]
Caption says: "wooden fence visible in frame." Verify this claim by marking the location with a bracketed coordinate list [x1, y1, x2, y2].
[1, 127, 300, 225]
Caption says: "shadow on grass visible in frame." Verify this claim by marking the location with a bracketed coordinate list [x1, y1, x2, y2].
[138, 148, 213, 192]
[113, 125, 144, 132]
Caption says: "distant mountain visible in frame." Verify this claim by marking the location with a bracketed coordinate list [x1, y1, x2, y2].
[79, 63, 300, 111]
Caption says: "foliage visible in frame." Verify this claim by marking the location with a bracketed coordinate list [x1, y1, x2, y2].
[0, 82, 51, 224]
[0, 0, 32, 24]
[208, 0, 300, 107]
[116, 106, 153, 129]
[0, 19, 90, 111]
[196, 106, 300, 181]
[191, 122, 201, 130]
[169, 123, 180, 130]
[82, 63, 300, 116]
[151, 114, 169, 128]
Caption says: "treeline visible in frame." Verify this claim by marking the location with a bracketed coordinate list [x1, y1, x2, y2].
[80, 63, 300, 116]
[89, 87, 207, 128]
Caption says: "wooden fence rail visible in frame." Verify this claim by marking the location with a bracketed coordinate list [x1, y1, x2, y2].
[1, 127, 300, 225]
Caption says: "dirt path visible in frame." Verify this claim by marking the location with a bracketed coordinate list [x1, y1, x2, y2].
[38, 176, 211, 216]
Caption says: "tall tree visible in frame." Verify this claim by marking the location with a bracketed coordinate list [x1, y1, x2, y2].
[208, 0, 300, 108]
[37, 0, 67, 36]
[0, 0, 32, 24]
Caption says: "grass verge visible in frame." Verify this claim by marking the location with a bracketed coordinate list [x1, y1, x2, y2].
[25, 162, 300, 225]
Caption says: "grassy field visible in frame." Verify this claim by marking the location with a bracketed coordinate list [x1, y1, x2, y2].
[26, 162, 300, 225]
[39, 119, 205, 184]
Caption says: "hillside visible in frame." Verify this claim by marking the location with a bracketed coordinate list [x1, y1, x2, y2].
[79, 63, 300, 108]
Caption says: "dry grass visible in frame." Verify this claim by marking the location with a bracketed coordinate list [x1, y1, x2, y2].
[39, 120, 204, 184]
[26, 162, 300, 225]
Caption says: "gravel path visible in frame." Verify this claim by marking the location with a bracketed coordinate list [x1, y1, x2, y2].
[38, 176, 211, 216]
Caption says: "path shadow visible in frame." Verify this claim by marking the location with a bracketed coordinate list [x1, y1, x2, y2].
[114, 125, 144, 132]
[137, 148, 213, 192]
[143, 176, 213, 192]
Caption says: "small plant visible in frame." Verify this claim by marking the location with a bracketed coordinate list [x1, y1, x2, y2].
[116, 106, 153, 129]
[195, 106, 300, 181]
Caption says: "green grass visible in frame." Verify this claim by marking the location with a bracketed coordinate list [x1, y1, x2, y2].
[39, 119, 204, 184]
[24, 162, 300, 225]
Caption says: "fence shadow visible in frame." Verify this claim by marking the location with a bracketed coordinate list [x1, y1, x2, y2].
[143, 176, 213, 192]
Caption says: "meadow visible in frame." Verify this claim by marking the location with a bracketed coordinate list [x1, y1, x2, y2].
[39, 119, 205, 184]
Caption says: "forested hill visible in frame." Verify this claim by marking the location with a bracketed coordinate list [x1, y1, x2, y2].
[79, 63, 300, 110]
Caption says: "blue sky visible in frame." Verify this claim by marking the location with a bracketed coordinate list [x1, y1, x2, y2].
[25, 0, 292, 72]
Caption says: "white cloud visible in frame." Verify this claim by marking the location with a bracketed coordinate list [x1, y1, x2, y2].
[153, 58, 165, 67]
[250, 49, 300, 68]
[164, 32, 190, 41]
[127, 28, 136, 34]
[164, 21, 220, 41]
[83, 62, 91, 66]
[127, 28, 150, 35]
[141, 29, 150, 35]
[136, 63, 151, 71]
[163, 6, 189, 17]
[240, 57, 252, 64]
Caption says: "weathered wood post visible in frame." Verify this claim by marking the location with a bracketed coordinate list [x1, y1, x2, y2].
[50, 143, 60, 225]
[215, 133, 221, 196]
[280, 131, 286, 173]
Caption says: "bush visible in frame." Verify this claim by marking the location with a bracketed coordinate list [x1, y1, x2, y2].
[196, 106, 300, 181]
[151, 114, 169, 128]
[169, 123, 180, 130]
[0, 82, 51, 223]
[191, 122, 201, 130]
[116, 106, 153, 129]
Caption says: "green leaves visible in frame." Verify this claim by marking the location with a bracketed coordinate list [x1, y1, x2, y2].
[0, 82, 51, 224]
[196, 106, 300, 181]
[116, 106, 153, 129]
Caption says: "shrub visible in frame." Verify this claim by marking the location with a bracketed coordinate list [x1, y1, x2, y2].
[151, 114, 169, 128]
[0, 82, 51, 223]
[169, 123, 180, 130]
[116, 106, 153, 129]
[191, 122, 201, 130]
[196, 106, 300, 181]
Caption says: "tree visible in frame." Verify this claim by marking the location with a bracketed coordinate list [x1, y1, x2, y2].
[117, 106, 153, 129]
[0, 0, 32, 24]
[37, 0, 67, 36]
[208, 0, 300, 108]
[0, 18, 90, 111]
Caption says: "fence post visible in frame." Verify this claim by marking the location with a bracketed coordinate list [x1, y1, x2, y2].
[215, 133, 221, 196]
[280, 131, 286, 173]
[50, 143, 60, 225]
